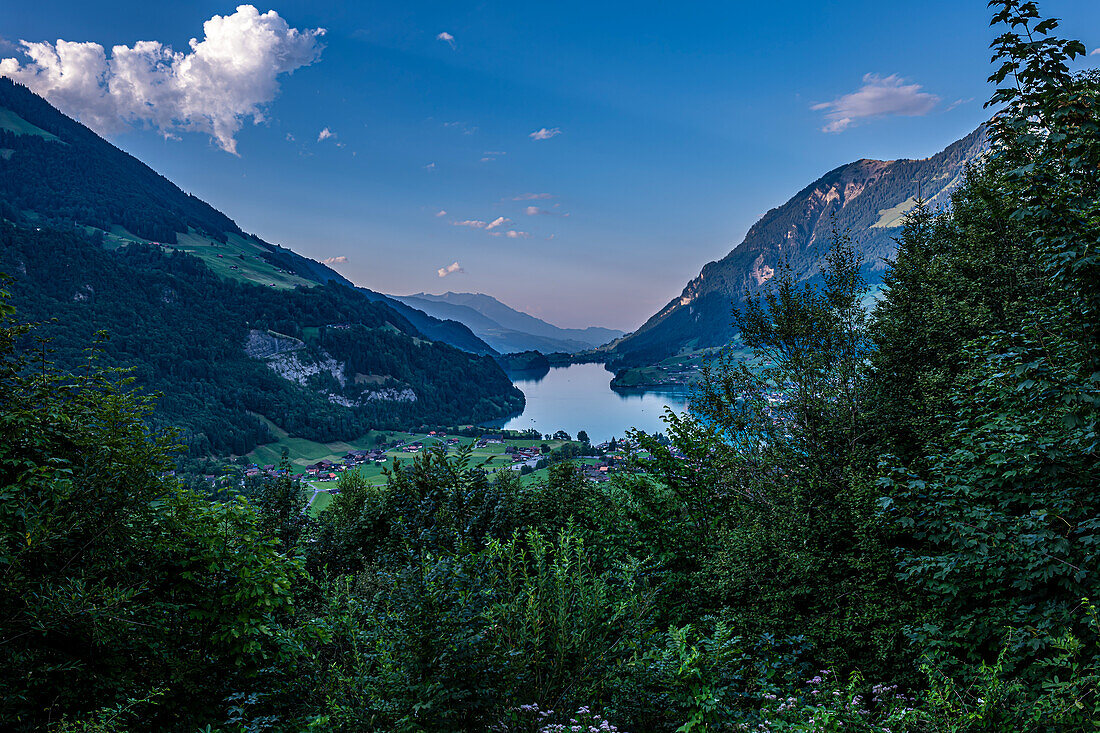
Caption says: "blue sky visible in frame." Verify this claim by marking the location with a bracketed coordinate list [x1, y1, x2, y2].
[3, 1, 1099, 329]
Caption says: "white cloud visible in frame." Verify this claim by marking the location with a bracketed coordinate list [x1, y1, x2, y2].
[525, 205, 568, 218]
[317, 126, 334, 141]
[435, 209, 447, 217]
[529, 127, 561, 140]
[423, 162, 436, 170]
[511, 192, 554, 200]
[1092, 48, 1100, 55]
[812, 73, 939, 133]
[437, 261, 463, 277]
[0, 6, 325, 154]
[437, 32, 456, 49]
[443, 120, 477, 135]
[321, 255, 348, 265]
[454, 217, 509, 230]
[453, 216, 521, 236]
[285, 132, 295, 141]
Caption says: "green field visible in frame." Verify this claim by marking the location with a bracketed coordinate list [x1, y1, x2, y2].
[172, 230, 317, 290]
[250, 429, 581, 514]
[871, 196, 919, 229]
[0, 107, 63, 142]
[308, 490, 335, 516]
[90, 225, 318, 290]
[249, 430, 403, 470]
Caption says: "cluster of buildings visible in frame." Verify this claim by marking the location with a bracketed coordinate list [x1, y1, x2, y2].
[579, 462, 612, 482]
[304, 449, 390, 481]
[648, 363, 699, 386]
[343, 449, 389, 464]
[305, 460, 342, 482]
[243, 464, 291, 480]
[398, 433, 462, 454]
[232, 430, 687, 495]
[507, 444, 543, 468]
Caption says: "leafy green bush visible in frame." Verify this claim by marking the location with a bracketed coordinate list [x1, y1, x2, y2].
[0, 287, 302, 731]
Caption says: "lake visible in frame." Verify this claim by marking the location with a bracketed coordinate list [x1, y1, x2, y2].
[493, 362, 691, 443]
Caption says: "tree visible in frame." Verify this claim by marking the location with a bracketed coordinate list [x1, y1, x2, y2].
[0, 288, 301, 730]
[868, 177, 1043, 462]
[638, 230, 909, 674]
[875, 6, 1100, 708]
[577, 430, 590, 444]
[248, 450, 310, 552]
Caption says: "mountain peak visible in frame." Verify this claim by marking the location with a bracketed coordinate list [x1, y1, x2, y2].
[392, 291, 624, 354]
[605, 126, 989, 369]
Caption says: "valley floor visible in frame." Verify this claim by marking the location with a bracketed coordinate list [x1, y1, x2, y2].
[241, 430, 636, 515]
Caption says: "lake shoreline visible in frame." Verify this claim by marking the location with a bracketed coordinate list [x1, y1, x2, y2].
[488, 362, 691, 443]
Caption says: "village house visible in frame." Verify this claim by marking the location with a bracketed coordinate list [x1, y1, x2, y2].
[510, 447, 541, 463]
[580, 463, 611, 482]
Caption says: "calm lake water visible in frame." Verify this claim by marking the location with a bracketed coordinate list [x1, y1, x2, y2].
[493, 362, 691, 443]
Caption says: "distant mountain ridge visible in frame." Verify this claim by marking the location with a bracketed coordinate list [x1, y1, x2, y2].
[393, 291, 623, 354]
[605, 126, 989, 368]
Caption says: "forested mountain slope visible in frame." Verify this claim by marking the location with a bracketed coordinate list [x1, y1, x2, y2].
[0, 77, 494, 355]
[605, 127, 989, 368]
[0, 225, 522, 455]
[0, 79, 522, 454]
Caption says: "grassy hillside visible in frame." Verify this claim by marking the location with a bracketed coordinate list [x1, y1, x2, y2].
[0, 107, 62, 141]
